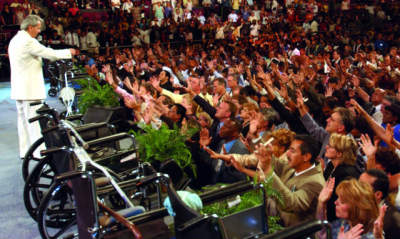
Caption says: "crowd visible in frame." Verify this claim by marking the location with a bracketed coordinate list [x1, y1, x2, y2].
[4, 0, 400, 238]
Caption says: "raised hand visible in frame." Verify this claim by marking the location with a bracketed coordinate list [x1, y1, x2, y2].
[351, 75, 360, 88]
[105, 71, 114, 86]
[199, 128, 212, 148]
[102, 64, 111, 73]
[150, 76, 161, 92]
[254, 143, 272, 174]
[325, 86, 334, 97]
[338, 224, 363, 239]
[318, 177, 335, 204]
[359, 134, 378, 159]
[279, 84, 288, 100]
[123, 97, 139, 110]
[349, 98, 362, 113]
[383, 123, 396, 148]
[296, 89, 304, 106]
[373, 204, 388, 239]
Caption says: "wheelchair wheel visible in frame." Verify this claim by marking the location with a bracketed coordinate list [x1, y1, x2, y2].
[22, 137, 45, 181]
[23, 158, 58, 221]
[37, 179, 78, 239]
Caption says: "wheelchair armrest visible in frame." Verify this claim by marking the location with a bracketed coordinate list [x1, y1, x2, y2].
[87, 133, 133, 147]
[40, 146, 68, 156]
[259, 220, 331, 239]
[127, 208, 169, 225]
[75, 122, 108, 133]
[136, 173, 164, 188]
[200, 181, 253, 205]
[176, 215, 211, 232]
[36, 107, 56, 115]
[65, 114, 83, 121]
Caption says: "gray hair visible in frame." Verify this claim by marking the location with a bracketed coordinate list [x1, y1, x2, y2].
[20, 15, 44, 30]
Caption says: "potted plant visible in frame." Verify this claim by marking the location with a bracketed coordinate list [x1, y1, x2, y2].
[132, 124, 197, 178]
[201, 175, 284, 234]
[76, 78, 120, 114]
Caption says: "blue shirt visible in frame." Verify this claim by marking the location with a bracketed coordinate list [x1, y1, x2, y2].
[223, 139, 237, 153]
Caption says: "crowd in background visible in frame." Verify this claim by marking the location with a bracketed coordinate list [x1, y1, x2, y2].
[3, 0, 400, 238]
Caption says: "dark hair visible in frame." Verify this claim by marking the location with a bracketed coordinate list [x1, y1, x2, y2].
[173, 103, 187, 124]
[227, 118, 243, 133]
[213, 77, 227, 87]
[324, 96, 339, 109]
[225, 100, 237, 119]
[375, 148, 400, 175]
[294, 134, 321, 164]
[365, 169, 389, 200]
[384, 104, 400, 124]
[328, 77, 339, 84]
[163, 70, 171, 80]
[240, 85, 258, 97]
[333, 107, 355, 133]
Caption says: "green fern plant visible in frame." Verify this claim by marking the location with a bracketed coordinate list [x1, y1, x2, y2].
[201, 175, 284, 234]
[132, 124, 198, 177]
[75, 78, 120, 114]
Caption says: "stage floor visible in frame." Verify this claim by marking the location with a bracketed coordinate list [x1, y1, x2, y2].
[0, 82, 63, 239]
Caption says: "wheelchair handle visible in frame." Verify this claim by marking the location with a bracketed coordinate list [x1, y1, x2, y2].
[28, 114, 47, 123]
[40, 146, 69, 156]
[29, 101, 43, 106]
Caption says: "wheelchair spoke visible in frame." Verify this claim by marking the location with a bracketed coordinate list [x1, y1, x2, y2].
[33, 183, 51, 189]
[52, 218, 77, 239]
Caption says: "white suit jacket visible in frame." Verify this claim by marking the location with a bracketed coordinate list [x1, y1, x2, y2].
[9, 30, 72, 100]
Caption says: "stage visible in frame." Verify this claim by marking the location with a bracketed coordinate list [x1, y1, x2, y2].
[0, 82, 63, 239]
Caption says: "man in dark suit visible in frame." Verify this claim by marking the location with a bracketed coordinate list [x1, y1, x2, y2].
[194, 95, 238, 150]
[200, 118, 249, 184]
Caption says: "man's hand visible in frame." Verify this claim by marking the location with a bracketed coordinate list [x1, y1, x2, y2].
[359, 134, 378, 160]
[70, 48, 79, 56]
[199, 128, 212, 148]
[254, 144, 272, 174]
[296, 89, 307, 116]
[231, 158, 245, 173]
[373, 204, 388, 239]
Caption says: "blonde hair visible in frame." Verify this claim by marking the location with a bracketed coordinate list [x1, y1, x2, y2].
[328, 133, 358, 165]
[197, 112, 212, 128]
[242, 102, 259, 113]
[264, 128, 295, 151]
[336, 179, 379, 232]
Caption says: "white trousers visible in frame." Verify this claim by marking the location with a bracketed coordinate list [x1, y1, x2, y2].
[16, 100, 43, 158]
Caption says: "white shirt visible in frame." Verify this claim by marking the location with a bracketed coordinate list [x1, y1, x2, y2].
[122, 1, 133, 13]
[86, 31, 99, 48]
[294, 164, 316, 177]
[228, 13, 239, 22]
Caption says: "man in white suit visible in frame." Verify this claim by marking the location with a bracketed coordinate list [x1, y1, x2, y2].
[8, 15, 78, 159]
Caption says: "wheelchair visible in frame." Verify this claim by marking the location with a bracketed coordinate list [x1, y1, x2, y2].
[34, 120, 170, 239]
[22, 101, 129, 182]
[23, 111, 138, 221]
